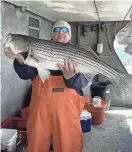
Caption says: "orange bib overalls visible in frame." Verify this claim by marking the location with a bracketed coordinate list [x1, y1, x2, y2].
[27, 75, 85, 152]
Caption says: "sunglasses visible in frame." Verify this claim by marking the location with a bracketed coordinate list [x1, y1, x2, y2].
[53, 27, 69, 33]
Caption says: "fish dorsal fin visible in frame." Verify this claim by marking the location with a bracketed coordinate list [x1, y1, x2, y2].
[79, 44, 99, 58]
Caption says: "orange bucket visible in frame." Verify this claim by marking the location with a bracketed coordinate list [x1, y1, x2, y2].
[84, 100, 106, 125]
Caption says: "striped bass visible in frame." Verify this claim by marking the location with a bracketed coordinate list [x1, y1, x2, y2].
[3, 33, 132, 106]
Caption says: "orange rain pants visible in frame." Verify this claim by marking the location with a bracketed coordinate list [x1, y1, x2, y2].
[27, 75, 86, 152]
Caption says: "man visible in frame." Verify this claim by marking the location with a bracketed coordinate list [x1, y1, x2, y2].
[12, 20, 88, 152]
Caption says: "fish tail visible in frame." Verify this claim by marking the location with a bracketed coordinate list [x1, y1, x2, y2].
[110, 71, 132, 107]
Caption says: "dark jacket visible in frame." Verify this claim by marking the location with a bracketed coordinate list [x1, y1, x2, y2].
[13, 59, 88, 96]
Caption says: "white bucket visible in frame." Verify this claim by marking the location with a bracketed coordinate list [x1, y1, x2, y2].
[93, 96, 102, 107]
[1, 129, 17, 151]
[1, 137, 17, 152]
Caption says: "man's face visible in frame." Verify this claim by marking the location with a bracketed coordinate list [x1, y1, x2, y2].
[53, 27, 70, 44]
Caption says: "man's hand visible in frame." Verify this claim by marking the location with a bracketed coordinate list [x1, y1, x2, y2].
[57, 59, 79, 79]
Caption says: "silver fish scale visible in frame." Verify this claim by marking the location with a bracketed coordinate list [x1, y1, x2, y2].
[32, 40, 102, 65]
[32, 44, 108, 74]
[31, 40, 118, 79]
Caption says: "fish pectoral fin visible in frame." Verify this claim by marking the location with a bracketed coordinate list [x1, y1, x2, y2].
[37, 68, 51, 83]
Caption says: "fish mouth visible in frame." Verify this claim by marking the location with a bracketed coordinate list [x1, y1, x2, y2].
[3, 34, 14, 58]
[3, 33, 12, 48]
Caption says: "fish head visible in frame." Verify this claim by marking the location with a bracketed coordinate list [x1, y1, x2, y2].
[3, 33, 30, 56]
